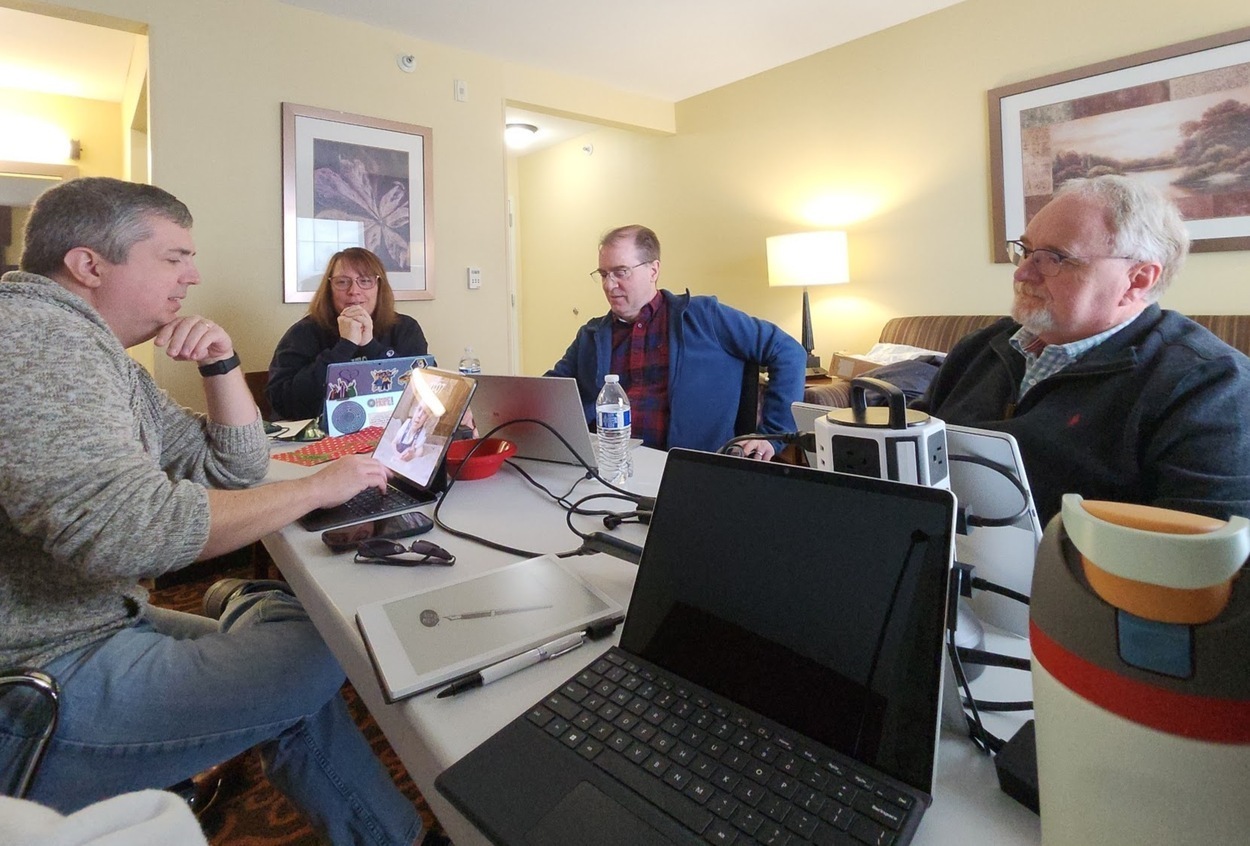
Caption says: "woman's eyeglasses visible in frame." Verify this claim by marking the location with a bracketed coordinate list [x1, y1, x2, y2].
[330, 274, 381, 291]
[354, 539, 456, 567]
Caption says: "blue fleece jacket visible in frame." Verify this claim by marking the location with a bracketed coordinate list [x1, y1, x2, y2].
[547, 289, 806, 452]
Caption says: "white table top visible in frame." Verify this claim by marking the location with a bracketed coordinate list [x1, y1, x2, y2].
[262, 447, 1040, 845]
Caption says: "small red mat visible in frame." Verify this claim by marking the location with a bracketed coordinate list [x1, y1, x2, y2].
[272, 427, 383, 467]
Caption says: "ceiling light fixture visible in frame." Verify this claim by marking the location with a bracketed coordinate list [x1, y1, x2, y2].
[504, 122, 538, 150]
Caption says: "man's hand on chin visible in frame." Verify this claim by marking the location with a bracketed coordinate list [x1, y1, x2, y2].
[154, 315, 235, 365]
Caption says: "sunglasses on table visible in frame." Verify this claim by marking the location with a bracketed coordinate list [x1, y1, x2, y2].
[354, 539, 456, 567]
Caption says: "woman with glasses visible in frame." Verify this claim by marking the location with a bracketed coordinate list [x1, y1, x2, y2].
[267, 247, 429, 420]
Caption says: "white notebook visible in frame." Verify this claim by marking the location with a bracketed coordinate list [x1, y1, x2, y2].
[356, 555, 624, 701]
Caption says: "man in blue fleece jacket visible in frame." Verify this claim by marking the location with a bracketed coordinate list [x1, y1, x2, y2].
[547, 225, 806, 460]
[917, 175, 1250, 525]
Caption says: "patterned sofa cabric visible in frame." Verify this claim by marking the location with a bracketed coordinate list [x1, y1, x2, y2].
[805, 314, 1250, 407]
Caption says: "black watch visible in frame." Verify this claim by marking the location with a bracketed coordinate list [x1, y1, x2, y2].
[198, 352, 241, 377]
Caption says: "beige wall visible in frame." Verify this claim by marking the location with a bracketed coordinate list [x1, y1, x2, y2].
[517, 0, 1250, 372]
[4, 0, 671, 410]
[0, 87, 122, 176]
[8, 0, 1248, 394]
[0, 85, 123, 304]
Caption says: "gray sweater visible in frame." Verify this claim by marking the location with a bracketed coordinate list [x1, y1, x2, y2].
[0, 271, 269, 667]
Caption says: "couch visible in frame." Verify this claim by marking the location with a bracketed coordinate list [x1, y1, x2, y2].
[804, 313, 1250, 407]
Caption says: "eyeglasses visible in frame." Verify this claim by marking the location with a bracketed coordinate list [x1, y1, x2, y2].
[1006, 240, 1135, 278]
[589, 262, 651, 283]
[329, 274, 381, 290]
[353, 539, 456, 567]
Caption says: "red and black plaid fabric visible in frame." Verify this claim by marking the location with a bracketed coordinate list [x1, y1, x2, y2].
[609, 292, 670, 449]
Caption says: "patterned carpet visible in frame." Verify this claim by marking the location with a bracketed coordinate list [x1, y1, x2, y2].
[148, 563, 446, 845]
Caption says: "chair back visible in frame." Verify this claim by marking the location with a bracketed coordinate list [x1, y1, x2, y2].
[0, 667, 60, 799]
[734, 362, 760, 436]
[244, 370, 274, 421]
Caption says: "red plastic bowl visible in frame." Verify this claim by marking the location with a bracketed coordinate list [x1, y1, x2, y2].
[445, 438, 517, 480]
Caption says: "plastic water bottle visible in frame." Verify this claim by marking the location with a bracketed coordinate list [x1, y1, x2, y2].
[457, 346, 481, 375]
[595, 374, 633, 484]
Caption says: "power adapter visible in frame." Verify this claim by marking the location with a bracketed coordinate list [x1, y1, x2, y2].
[994, 719, 1040, 814]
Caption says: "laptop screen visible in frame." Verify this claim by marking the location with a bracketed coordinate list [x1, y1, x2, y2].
[621, 449, 955, 794]
[372, 367, 475, 491]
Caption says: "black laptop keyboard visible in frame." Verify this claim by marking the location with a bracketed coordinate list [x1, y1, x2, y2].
[336, 485, 425, 520]
[524, 648, 919, 846]
[299, 484, 428, 531]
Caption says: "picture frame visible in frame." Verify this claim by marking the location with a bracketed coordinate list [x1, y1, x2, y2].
[989, 27, 1250, 262]
[282, 103, 434, 302]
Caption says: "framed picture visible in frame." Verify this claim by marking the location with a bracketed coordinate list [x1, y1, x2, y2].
[282, 102, 433, 302]
[989, 27, 1250, 262]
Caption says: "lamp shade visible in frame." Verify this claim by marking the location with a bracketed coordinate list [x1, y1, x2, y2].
[766, 231, 850, 288]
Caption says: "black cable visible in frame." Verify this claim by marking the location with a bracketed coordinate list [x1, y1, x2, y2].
[477, 418, 651, 507]
[947, 633, 1005, 755]
[432, 417, 652, 557]
[963, 698, 1034, 712]
[564, 492, 650, 542]
[956, 647, 1031, 672]
[504, 455, 593, 509]
[948, 563, 1034, 720]
[948, 453, 1030, 528]
[433, 446, 563, 558]
[971, 576, 1031, 606]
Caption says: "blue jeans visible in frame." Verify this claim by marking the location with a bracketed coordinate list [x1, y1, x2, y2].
[0, 591, 421, 846]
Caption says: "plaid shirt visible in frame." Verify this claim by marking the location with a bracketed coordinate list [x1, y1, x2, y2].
[1010, 317, 1135, 398]
[610, 292, 670, 449]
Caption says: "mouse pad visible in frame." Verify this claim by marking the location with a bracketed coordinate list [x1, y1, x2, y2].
[525, 782, 675, 846]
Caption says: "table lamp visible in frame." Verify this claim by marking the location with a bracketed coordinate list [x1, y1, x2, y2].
[766, 230, 849, 377]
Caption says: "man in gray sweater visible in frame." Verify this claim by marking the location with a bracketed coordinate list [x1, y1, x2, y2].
[0, 178, 425, 845]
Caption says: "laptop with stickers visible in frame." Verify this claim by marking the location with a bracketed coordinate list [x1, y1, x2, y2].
[324, 355, 436, 437]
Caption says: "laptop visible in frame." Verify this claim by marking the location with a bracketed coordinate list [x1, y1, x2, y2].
[436, 449, 957, 846]
[469, 374, 599, 469]
[298, 366, 475, 532]
[325, 354, 436, 436]
[944, 426, 1041, 638]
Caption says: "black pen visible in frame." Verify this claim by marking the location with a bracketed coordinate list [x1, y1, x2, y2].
[436, 632, 585, 698]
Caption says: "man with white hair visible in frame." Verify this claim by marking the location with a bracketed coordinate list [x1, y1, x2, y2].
[917, 174, 1250, 524]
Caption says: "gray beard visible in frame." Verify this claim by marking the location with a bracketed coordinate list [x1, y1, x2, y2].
[1010, 297, 1056, 335]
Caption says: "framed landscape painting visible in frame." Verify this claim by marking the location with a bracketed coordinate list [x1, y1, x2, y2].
[989, 28, 1250, 261]
[282, 102, 434, 302]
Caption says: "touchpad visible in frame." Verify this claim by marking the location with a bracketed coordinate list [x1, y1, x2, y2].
[525, 781, 676, 846]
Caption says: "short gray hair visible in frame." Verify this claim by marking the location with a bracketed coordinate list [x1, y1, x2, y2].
[1055, 175, 1189, 299]
[21, 177, 193, 276]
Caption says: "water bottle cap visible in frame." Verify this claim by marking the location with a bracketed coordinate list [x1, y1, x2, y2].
[605, 374, 619, 383]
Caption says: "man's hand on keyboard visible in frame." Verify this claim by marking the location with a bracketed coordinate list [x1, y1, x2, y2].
[310, 455, 391, 509]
